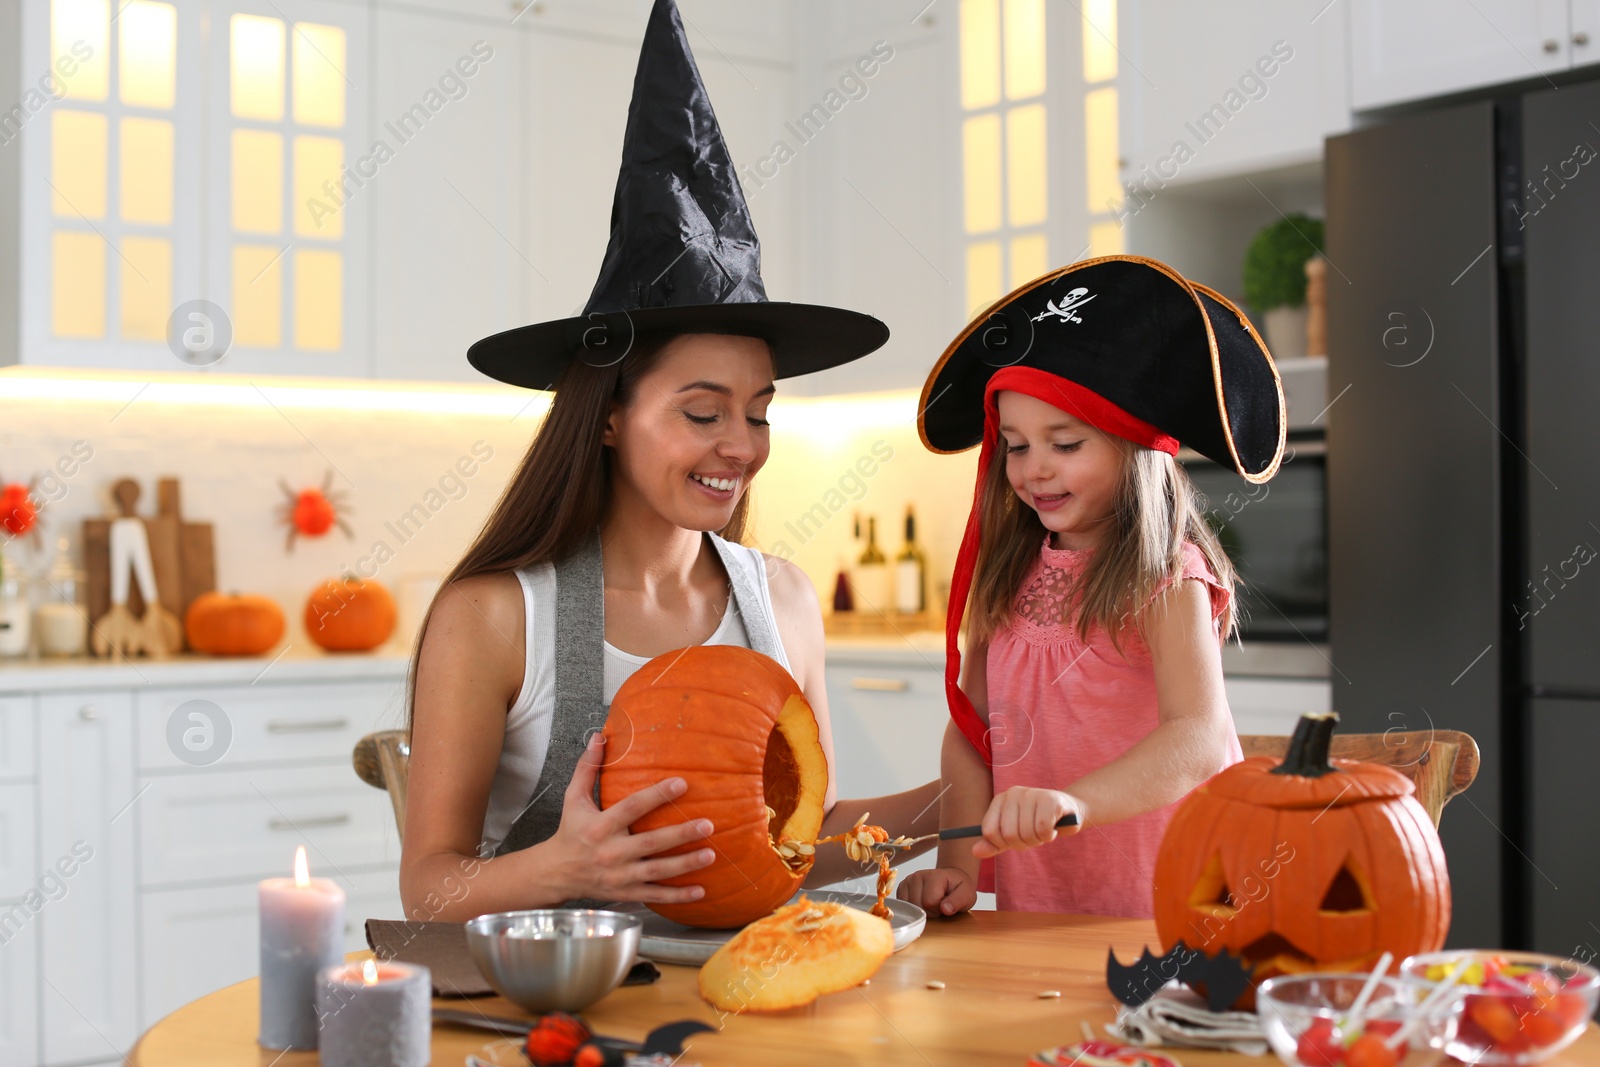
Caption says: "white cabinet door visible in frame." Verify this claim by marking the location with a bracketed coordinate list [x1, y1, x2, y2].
[0, 781, 37, 906]
[1350, 0, 1569, 110]
[369, 7, 528, 384]
[823, 662, 945, 800]
[140, 867, 402, 1030]
[0, 694, 36, 783]
[1120, 0, 1349, 185]
[37, 691, 137, 1067]
[0, 899, 39, 1067]
[1224, 675, 1332, 738]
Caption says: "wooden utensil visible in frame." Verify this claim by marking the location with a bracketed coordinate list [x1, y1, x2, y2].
[89, 479, 183, 658]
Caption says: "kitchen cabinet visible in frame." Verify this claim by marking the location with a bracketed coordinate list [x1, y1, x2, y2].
[369, 7, 528, 384]
[0, 657, 407, 1067]
[1119, 0, 1350, 185]
[1350, 0, 1600, 111]
[37, 690, 138, 1067]
[139, 866, 401, 1031]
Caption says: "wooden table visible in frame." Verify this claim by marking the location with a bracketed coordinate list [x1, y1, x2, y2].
[130, 912, 1600, 1067]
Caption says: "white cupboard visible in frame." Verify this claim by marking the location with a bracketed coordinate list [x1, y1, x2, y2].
[0, 657, 408, 1067]
[1351, 0, 1600, 110]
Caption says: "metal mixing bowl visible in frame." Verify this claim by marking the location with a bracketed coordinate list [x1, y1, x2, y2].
[464, 909, 643, 1013]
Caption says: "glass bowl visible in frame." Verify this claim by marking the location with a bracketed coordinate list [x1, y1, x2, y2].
[1257, 973, 1419, 1067]
[1401, 950, 1599, 1066]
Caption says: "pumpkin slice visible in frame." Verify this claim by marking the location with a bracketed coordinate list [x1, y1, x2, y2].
[699, 895, 893, 1014]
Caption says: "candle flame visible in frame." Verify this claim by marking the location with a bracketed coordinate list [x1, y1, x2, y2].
[293, 845, 309, 888]
[362, 958, 379, 986]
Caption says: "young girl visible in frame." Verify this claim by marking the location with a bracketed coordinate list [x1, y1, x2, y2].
[898, 255, 1287, 918]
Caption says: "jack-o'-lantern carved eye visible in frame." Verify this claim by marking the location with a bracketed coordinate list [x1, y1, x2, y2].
[1319, 856, 1374, 914]
[1188, 852, 1238, 915]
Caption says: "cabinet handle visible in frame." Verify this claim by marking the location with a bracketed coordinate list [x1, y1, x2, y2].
[851, 677, 910, 692]
[1544, 38, 1561, 52]
[270, 814, 351, 831]
[79, 704, 98, 721]
[266, 718, 349, 733]
[1576, 31, 1591, 46]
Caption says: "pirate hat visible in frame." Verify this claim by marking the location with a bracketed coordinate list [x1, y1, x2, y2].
[924, 255, 1286, 765]
[467, 0, 888, 389]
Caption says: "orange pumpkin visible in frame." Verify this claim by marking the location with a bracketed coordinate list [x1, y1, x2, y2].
[599, 645, 829, 928]
[1153, 712, 1450, 1008]
[184, 591, 286, 655]
[303, 577, 397, 651]
[699, 895, 892, 1013]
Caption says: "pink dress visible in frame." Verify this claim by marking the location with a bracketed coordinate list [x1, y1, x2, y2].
[985, 535, 1242, 917]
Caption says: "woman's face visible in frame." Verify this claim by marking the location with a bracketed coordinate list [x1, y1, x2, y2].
[996, 390, 1126, 551]
[604, 333, 775, 531]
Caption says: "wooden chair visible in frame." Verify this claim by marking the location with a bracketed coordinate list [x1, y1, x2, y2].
[353, 729, 410, 837]
[1239, 728, 1479, 828]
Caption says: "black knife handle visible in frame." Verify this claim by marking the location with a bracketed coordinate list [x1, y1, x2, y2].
[940, 813, 1078, 840]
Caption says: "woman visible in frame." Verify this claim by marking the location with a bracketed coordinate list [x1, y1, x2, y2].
[399, 0, 939, 922]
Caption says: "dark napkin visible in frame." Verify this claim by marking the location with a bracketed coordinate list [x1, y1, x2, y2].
[364, 918, 661, 998]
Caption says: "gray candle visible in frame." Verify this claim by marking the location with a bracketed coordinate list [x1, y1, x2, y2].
[316, 959, 431, 1067]
[259, 846, 346, 1050]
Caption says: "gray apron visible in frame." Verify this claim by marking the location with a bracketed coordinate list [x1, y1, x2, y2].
[493, 530, 783, 905]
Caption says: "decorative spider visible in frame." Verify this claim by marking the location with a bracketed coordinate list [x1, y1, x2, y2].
[0, 474, 43, 549]
[277, 470, 354, 552]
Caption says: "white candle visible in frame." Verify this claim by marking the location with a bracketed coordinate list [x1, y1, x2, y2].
[316, 958, 431, 1067]
[259, 846, 346, 1050]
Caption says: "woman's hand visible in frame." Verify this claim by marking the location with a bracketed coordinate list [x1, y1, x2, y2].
[540, 734, 718, 903]
[970, 786, 1083, 859]
[897, 867, 978, 917]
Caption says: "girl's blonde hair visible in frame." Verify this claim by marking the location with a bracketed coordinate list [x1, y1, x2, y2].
[965, 425, 1238, 652]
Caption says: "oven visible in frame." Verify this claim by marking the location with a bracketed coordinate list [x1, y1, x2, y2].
[1179, 430, 1329, 646]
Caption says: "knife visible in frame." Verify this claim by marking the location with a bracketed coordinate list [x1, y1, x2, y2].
[869, 813, 1078, 855]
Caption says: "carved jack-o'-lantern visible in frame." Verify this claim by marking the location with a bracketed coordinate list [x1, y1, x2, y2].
[1153, 713, 1451, 1007]
[599, 645, 829, 929]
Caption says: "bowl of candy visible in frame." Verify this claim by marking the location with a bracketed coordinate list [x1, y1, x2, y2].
[1401, 951, 1599, 1066]
[1257, 973, 1419, 1067]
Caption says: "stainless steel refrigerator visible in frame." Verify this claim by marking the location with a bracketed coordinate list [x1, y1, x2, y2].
[1326, 81, 1600, 951]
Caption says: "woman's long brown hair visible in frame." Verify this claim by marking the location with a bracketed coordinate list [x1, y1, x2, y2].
[965, 427, 1238, 653]
[403, 335, 753, 731]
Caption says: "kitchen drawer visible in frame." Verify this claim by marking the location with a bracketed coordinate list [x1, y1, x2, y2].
[137, 680, 405, 772]
[0, 694, 35, 781]
[823, 663, 945, 801]
[0, 782, 36, 901]
[140, 866, 402, 1029]
[138, 764, 399, 888]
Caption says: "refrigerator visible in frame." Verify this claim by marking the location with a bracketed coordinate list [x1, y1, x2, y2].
[1326, 81, 1600, 952]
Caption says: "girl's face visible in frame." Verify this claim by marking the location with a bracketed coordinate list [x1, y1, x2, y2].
[996, 390, 1126, 551]
[604, 332, 774, 530]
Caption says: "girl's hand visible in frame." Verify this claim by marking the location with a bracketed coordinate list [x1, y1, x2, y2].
[897, 866, 978, 917]
[971, 786, 1083, 859]
[543, 734, 717, 903]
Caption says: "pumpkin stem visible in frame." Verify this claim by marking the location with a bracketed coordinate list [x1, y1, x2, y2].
[1270, 712, 1341, 778]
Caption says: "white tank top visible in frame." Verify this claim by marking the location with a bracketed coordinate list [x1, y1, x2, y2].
[478, 538, 791, 854]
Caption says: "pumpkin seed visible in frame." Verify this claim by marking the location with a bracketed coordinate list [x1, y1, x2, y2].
[926, 980, 946, 990]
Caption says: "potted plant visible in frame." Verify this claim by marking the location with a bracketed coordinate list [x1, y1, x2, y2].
[1242, 213, 1324, 361]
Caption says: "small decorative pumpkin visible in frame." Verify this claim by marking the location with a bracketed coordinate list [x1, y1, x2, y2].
[1153, 712, 1450, 1007]
[699, 895, 892, 1013]
[184, 591, 286, 655]
[599, 644, 828, 928]
[304, 577, 396, 651]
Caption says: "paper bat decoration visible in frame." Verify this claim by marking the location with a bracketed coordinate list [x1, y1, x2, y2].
[1106, 941, 1254, 1013]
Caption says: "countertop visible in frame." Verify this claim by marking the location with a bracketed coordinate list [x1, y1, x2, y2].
[0, 631, 1331, 691]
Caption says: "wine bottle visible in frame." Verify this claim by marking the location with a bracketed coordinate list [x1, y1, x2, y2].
[894, 506, 925, 614]
[856, 516, 890, 613]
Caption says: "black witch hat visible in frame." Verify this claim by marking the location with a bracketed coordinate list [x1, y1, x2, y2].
[467, 0, 889, 389]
